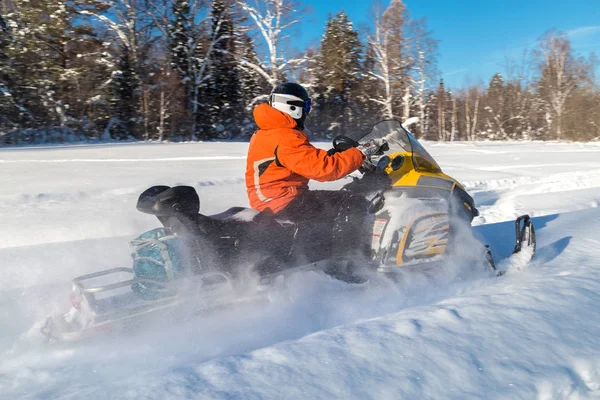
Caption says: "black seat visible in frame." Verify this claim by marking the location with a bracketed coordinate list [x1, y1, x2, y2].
[135, 185, 301, 273]
[137, 185, 200, 216]
[208, 207, 259, 221]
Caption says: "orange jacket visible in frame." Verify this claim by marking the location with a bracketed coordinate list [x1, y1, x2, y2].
[245, 103, 365, 214]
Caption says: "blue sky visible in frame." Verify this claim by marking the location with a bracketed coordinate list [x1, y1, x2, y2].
[293, 0, 600, 88]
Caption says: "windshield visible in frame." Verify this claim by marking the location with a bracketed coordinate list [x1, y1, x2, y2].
[351, 120, 441, 172]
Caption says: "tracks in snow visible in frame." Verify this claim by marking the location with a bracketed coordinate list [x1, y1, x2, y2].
[464, 168, 600, 225]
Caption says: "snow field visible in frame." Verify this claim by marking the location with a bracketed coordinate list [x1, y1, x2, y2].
[1, 140, 600, 399]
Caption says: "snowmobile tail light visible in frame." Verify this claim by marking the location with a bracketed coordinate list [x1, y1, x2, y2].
[71, 294, 82, 310]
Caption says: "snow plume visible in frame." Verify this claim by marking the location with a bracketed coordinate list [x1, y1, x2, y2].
[213, 203, 498, 353]
[6, 209, 497, 397]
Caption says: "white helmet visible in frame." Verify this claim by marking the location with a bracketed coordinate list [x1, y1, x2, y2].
[269, 82, 312, 129]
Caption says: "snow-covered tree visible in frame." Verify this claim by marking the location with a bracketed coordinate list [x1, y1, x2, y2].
[483, 73, 508, 139]
[199, 0, 243, 138]
[235, 0, 306, 89]
[108, 46, 137, 139]
[534, 31, 591, 140]
[406, 18, 438, 137]
[169, 0, 193, 78]
[80, 0, 158, 139]
[0, 0, 111, 138]
[2, 0, 599, 144]
[436, 79, 447, 140]
[0, 9, 19, 130]
[358, 43, 384, 130]
[183, 1, 234, 139]
[236, 31, 269, 133]
[167, 0, 199, 138]
[311, 11, 363, 136]
[464, 87, 481, 141]
[366, 0, 411, 120]
[482, 73, 534, 140]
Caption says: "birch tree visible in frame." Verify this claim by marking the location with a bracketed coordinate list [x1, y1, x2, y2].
[464, 87, 480, 141]
[80, 0, 157, 138]
[534, 31, 590, 140]
[235, 0, 306, 88]
[436, 79, 446, 140]
[366, 0, 410, 120]
[450, 94, 457, 141]
[407, 18, 438, 137]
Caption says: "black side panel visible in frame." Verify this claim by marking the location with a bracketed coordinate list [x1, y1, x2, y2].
[393, 186, 450, 200]
[450, 185, 477, 221]
[258, 159, 275, 176]
[274, 146, 283, 167]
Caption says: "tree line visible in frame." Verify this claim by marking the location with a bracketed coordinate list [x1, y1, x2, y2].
[0, 0, 598, 145]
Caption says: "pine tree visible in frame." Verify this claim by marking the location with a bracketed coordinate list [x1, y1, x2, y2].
[109, 47, 138, 139]
[202, 0, 242, 138]
[312, 11, 363, 136]
[167, 0, 194, 138]
[485, 73, 506, 139]
[170, 0, 192, 79]
[81, 0, 159, 140]
[485, 73, 530, 139]
[0, 10, 19, 131]
[0, 0, 111, 140]
[2, 0, 73, 128]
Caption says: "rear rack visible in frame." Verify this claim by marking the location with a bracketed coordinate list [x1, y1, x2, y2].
[43, 269, 235, 342]
[72, 267, 232, 311]
[73, 267, 137, 294]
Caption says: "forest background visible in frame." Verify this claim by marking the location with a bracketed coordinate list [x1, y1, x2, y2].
[0, 0, 598, 145]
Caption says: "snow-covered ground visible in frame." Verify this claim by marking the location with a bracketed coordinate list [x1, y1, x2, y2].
[1, 140, 600, 399]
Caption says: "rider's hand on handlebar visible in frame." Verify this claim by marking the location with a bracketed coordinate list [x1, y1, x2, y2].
[357, 138, 387, 159]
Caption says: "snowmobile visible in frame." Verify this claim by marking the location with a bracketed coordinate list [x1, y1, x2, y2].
[41, 120, 536, 342]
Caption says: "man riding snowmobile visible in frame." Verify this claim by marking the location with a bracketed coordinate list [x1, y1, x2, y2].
[246, 82, 385, 259]
[40, 85, 537, 342]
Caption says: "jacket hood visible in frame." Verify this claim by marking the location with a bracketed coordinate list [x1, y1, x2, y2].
[254, 103, 298, 131]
